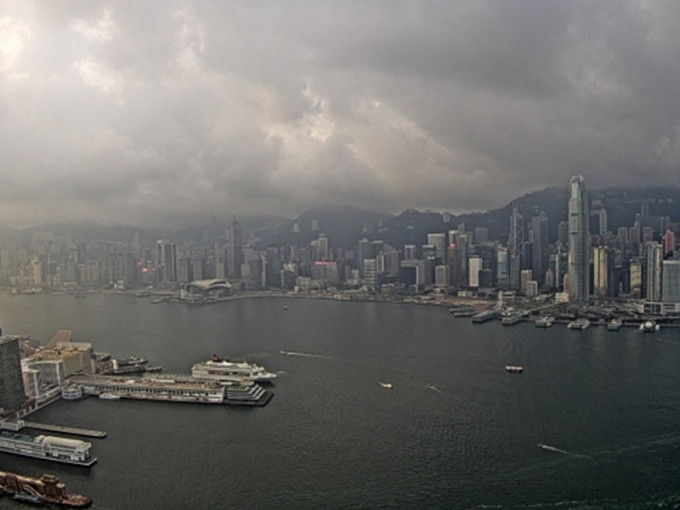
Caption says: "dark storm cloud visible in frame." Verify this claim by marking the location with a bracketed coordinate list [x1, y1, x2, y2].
[0, 0, 679, 228]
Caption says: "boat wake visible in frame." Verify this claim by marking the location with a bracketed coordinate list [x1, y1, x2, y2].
[537, 443, 589, 459]
[425, 384, 445, 394]
[279, 350, 338, 360]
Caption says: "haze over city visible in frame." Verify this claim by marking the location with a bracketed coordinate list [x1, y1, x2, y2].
[2, 1, 680, 229]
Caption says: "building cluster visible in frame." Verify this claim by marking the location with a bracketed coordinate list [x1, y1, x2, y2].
[0, 178, 679, 312]
[0, 330, 95, 417]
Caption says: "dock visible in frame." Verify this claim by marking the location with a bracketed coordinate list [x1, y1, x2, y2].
[23, 421, 107, 439]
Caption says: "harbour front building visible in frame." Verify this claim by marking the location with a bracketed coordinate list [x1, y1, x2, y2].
[568, 175, 590, 305]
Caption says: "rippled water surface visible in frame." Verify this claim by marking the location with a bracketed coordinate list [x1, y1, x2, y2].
[1, 294, 680, 509]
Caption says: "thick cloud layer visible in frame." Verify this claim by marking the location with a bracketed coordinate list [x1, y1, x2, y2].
[1, 1, 679, 228]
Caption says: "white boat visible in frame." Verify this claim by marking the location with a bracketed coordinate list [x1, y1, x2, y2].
[535, 316, 554, 328]
[379, 382, 393, 389]
[567, 318, 591, 330]
[607, 319, 622, 331]
[505, 366, 523, 373]
[191, 355, 277, 383]
[98, 392, 121, 400]
[639, 320, 660, 332]
[0, 431, 96, 466]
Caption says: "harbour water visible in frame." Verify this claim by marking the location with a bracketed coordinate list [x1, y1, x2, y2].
[1, 293, 680, 508]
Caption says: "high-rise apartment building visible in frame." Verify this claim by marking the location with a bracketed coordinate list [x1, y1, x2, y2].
[568, 175, 590, 304]
[662, 260, 680, 303]
[0, 336, 26, 413]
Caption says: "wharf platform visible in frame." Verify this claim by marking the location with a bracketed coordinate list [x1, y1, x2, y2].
[23, 421, 107, 439]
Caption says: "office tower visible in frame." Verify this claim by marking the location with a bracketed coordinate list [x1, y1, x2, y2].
[664, 230, 676, 257]
[435, 265, 449, 288]
[474, 227, 488, 243]
[0, 337, 26, 413]
[662, 260, 680, 302]
[427, 233, 446, 264]
[645, 242, 663, 301]
[531, 213, 549, 284]
[568, 176, 590, 304]
[468, 255, 482, 288]
[447, 244, 462, 288]
[403, 244, 417, 261]
[508, 207, 524, 291]
[630, 258, 642, 297]
[229, 217, 243, 279]
[156, 241, 177, 283]
[593, 246, 614, 298]
[496, 246, 509, 290]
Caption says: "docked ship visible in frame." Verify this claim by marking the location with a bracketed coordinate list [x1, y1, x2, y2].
[472, 310, 497, 323]
[640, 320, 660, 332]
[0, 431, 96, 467]
[191, 355, 277, 383]
[607, 318, 623, 331]
[69, 374, 272, 406]
[501, 311, 525, 326]
[567, 318, 591, 330]
[109, 356, 162, 375]
[0, 471, 91, 508]
[535, 316, 554, 328]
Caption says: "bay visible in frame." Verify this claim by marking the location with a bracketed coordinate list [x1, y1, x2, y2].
[1, 294, 680, 508]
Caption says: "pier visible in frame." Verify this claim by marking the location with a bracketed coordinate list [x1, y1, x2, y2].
[23, 421, 107, 439]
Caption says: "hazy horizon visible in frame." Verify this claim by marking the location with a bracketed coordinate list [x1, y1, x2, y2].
[2, 2, 680, 229]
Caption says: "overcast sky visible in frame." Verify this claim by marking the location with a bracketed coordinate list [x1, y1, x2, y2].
[1, 1, 679, 229]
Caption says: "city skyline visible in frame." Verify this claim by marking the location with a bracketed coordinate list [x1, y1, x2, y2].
[2, 2, 680, 229]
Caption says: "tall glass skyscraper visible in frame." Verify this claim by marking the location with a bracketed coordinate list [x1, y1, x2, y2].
[568, 176, 590, 304]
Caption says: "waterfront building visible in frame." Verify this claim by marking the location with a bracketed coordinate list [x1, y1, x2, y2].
[520, 269, 533, 294]
[434, 265, 449, 289]
[630, 258, 643, 297]
[645, 242, 663, 302]
[662, 260, 680, 303]
[447, 244, 463, 288]
[363, 259, 378, 292]
[156, 241, 177, 283]
[0, 337, 26, 414]
[568, 175, 590, 304]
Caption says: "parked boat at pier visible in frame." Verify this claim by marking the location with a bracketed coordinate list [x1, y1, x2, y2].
[607, 319, 622, 331]
[472, 310, 497, 323]
[535, 316, 554, 328]
[567, 318, 591, 330]
[0, 431, 96, 467]
[640, 320, 660, 332]
[0, 470, 91, 508]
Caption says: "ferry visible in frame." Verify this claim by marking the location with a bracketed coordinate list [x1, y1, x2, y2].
[501, 312, 525, 326]
[0, 471, 91, 508]
[535, 316, 554, 328]
[379, 382, 393, 389]
[61, 385, 84, 400]
[0, 431, 96, 467]
[567, 318, 591, 330]
[471, 310, 497, 323]
[607, 318, 622, 331]
[191, 355, 277, 383]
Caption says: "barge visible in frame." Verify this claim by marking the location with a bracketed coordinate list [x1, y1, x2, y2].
[0, 470, 91, 508]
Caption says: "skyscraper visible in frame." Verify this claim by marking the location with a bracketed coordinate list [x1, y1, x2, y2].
[229, 217, 242, 279]
[0, 336, 26, 413]
[508, 207, 524, 291]
[568, 175, 590, 304]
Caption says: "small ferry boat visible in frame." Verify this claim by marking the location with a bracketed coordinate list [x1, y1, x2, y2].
[505, 366, 523, 373]
[535, 316, 554, 328]
[379, 382, 393, 389]
[567, 318, 591, 330]
[607, 319, 622, 331]
[472, 310, 497, 323]
[501, 312, 525, 326]
[98, 393, 121, 400]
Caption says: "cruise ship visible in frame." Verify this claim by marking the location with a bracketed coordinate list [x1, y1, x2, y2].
[191, 355, 277, 383]
[0, 431, 96, 467]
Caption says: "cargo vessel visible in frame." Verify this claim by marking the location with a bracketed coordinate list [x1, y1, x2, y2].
[0, 470, 91, 508]
[0, 431, 96, 467]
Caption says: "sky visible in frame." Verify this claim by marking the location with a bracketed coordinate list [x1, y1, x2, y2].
[1, 1, 680, 229]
